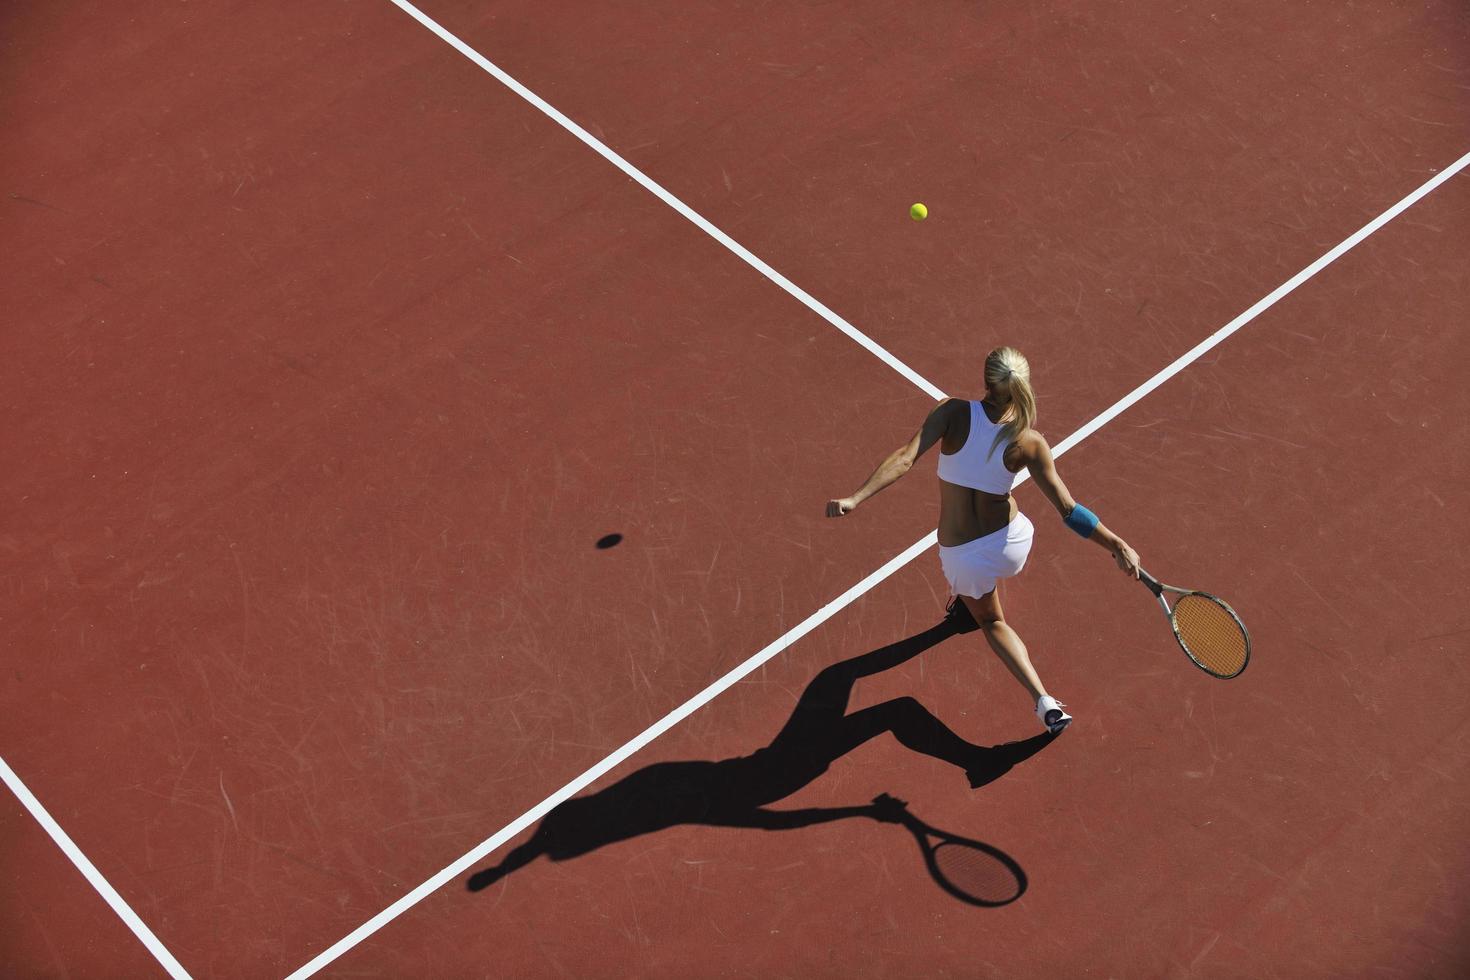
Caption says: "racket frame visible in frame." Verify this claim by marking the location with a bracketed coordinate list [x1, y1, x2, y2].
[1138, 568, 1251, 679]
[905, 820, 1027, 907]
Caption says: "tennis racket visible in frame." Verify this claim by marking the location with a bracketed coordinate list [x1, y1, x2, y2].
[1137, 568, 1250, 678]
[873, 795, 1026, 907]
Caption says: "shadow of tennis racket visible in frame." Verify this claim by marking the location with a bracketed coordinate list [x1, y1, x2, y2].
[873, 793, 1028, 907]
[467, 617, 1049, 905]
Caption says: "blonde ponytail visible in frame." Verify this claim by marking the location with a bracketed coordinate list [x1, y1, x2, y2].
[984, 347, 1037, 459]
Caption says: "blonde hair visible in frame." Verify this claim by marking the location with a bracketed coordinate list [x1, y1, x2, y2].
[984, 347, 1037, 459]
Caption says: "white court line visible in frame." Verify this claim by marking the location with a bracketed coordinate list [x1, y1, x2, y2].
[384, 0, 947, 401]
[287, 147, 1469, 979]
[0, 0, 1454, 969]
[0, 755, 193, 979]
[1051, 153, 1470, 459]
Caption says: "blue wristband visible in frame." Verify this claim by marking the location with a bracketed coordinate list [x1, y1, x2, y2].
[1063, 503, 1098, 538]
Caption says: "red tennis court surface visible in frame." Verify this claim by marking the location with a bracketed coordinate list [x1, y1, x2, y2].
[3, 1, 1467, 977]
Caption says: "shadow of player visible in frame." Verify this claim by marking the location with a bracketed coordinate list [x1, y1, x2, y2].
[468, 610, 1056, 893]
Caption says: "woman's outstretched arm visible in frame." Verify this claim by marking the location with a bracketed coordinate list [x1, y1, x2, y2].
[827, 398, 957, 517]
[708, 796, 910, 831]
[1019, 431, 1140, 577]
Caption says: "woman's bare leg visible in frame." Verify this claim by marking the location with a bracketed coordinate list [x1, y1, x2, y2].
[960, 588, 1048, 703]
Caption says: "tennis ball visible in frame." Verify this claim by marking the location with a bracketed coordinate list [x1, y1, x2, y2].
[909, 202, 928, 221]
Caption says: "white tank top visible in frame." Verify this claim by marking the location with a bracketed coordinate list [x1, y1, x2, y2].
[936, 400, 1018, 494]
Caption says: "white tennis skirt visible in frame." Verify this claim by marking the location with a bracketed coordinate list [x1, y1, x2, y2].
[938, 512, 1035, 599]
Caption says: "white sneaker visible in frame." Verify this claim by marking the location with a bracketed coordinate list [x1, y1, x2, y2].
[1036, 695, 1072, 734]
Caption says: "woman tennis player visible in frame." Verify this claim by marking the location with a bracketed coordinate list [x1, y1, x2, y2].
[826, 347, 1140, 734]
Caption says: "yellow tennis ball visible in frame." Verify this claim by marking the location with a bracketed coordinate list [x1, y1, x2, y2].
[909, 202, 928, 221]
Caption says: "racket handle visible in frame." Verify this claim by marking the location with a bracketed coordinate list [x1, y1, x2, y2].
[1137, 568, 1164, 597]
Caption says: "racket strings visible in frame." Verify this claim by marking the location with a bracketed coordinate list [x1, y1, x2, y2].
[1172, 593, 1248, 676]
[931, 841, 1023, 906]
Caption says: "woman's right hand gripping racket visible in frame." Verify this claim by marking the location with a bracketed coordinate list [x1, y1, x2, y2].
[1137, 568, 1251, 678]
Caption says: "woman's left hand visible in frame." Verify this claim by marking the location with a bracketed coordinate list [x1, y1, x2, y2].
[826, 497, 858, 518]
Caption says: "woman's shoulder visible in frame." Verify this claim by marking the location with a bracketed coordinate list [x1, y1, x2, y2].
[995, 429, 1030, 474]
[1015, 427, 1048, 447]
[1011, 429, 1046, 452]
[1009, 428, 1052, 463]
[936, 397, 974, 430]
